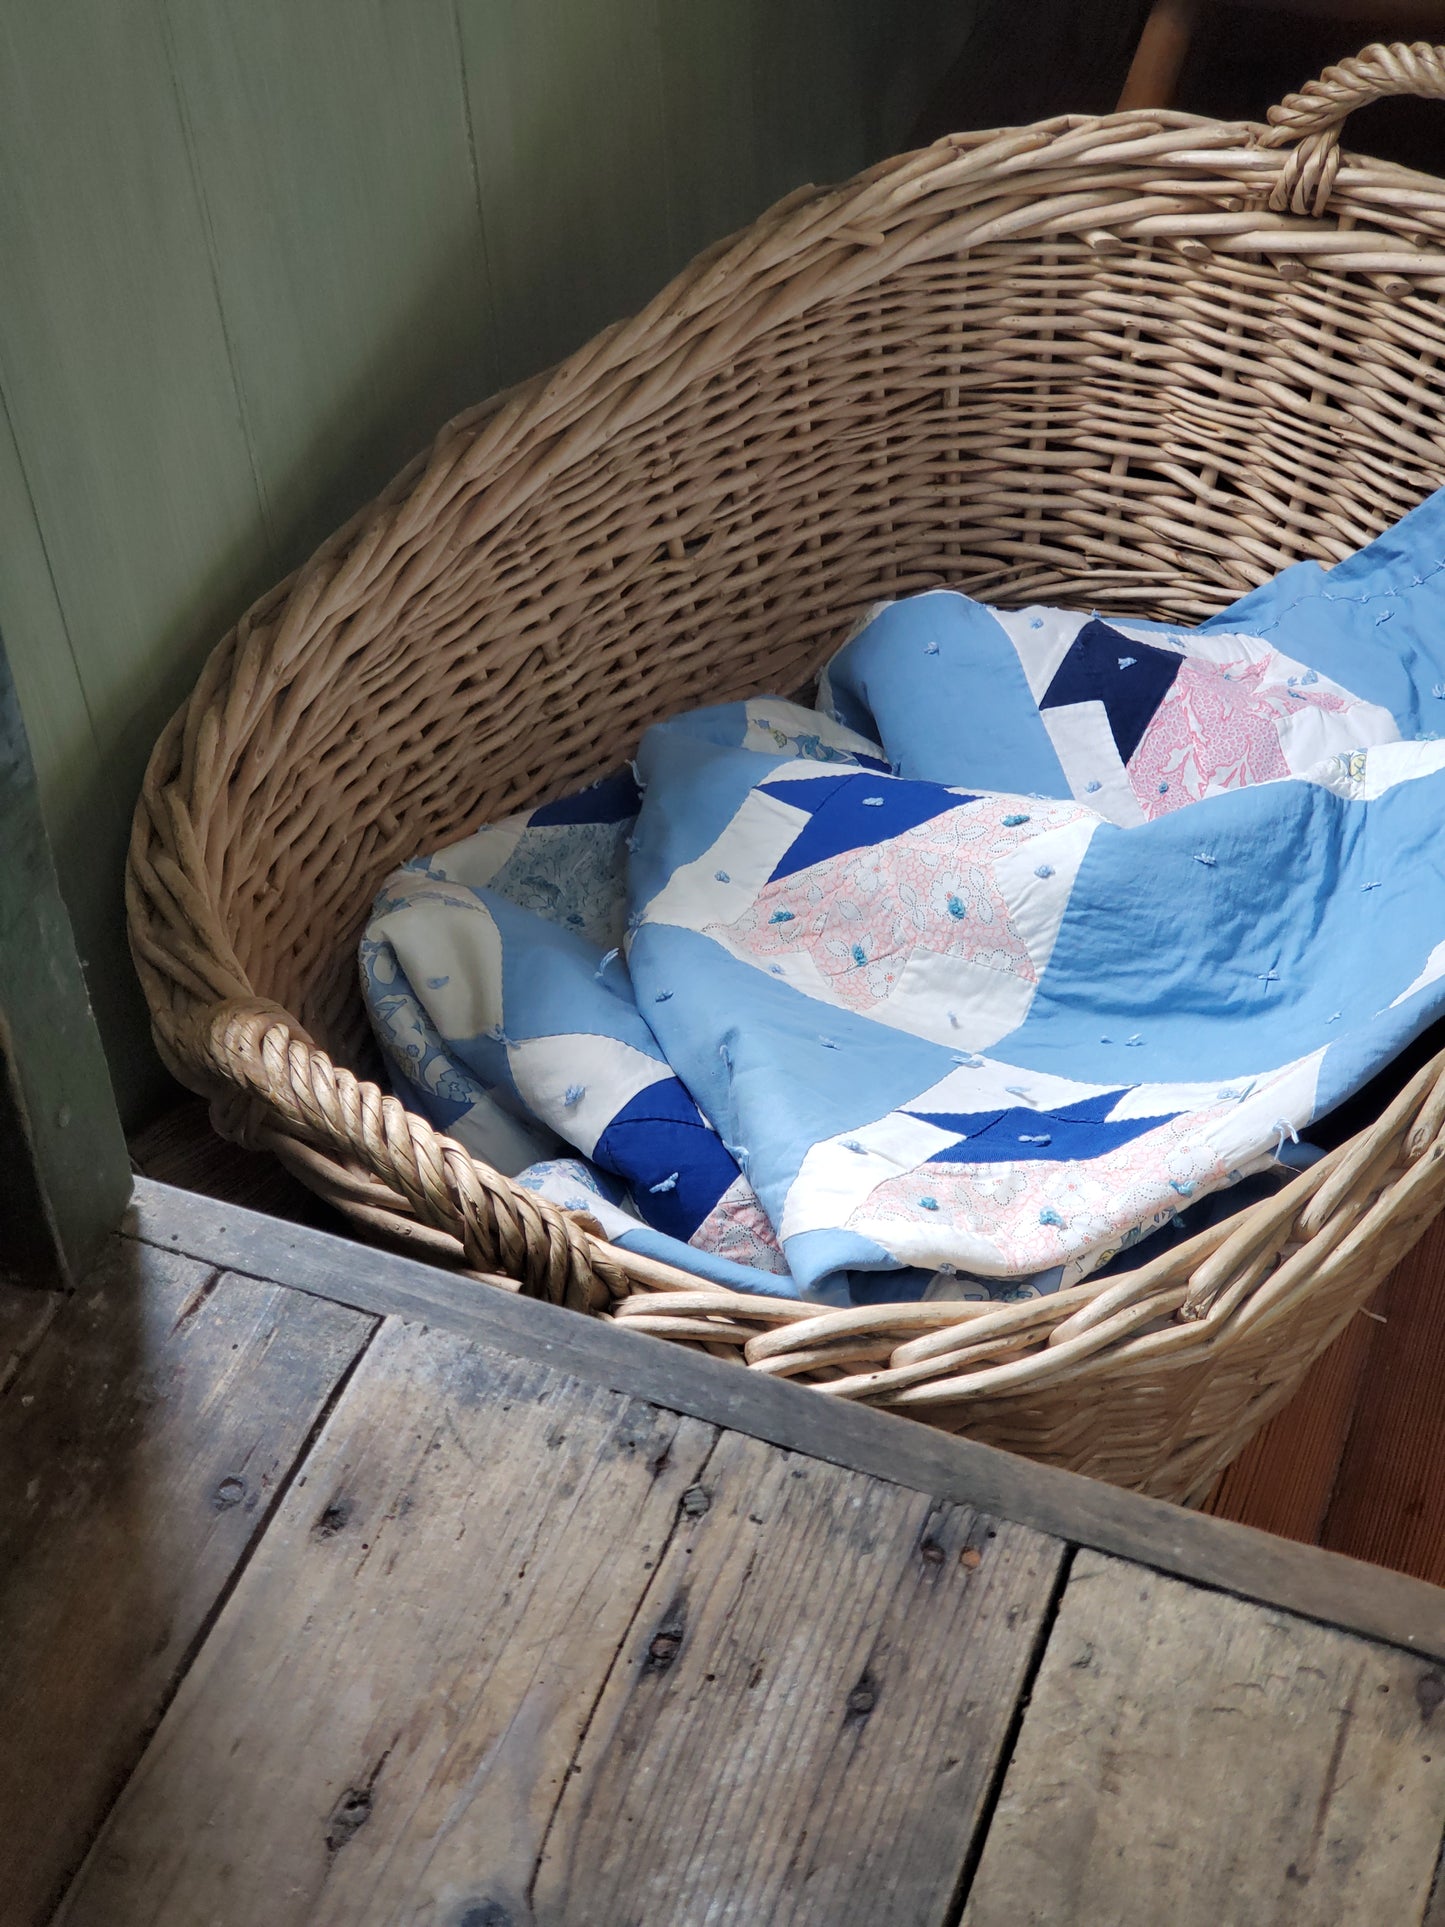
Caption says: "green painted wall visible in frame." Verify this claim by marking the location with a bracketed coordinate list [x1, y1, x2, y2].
[0, 0, 976, 1124]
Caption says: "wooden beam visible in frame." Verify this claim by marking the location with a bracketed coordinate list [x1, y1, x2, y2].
[0, 628, 130, 1285]
[126, 1176, 1445, 1665]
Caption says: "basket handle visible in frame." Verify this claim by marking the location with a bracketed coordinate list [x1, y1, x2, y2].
[1260, 40, 1445, 216]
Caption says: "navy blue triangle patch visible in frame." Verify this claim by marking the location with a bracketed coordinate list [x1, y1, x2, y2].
[1039, 619, 1181, 766]
[759, 772, 973, 883]
[910, 1092, 1179, 1164]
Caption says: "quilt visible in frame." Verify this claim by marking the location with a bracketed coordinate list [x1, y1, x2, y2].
[361, 486, 1445, 1305]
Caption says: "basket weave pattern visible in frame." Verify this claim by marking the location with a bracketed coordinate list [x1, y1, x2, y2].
[131, 44, 1445, 1500]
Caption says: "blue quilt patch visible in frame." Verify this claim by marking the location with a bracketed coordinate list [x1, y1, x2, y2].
[530, 767, 641, 825]
[593, 1076, 740, 1242]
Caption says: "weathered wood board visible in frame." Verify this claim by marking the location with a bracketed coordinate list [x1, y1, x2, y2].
[14, 1191, 1445, 1927]
[55, 1315, 1060, 1927]
[533, 1426, 1062, 1927]
[55, 1319, 717, 1926]
[961, 1548, 1445, 1927]
[0, 1243, 372, 1927]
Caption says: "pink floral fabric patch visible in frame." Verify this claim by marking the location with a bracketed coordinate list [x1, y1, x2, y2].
[690, 1175, 789, 1274]
[1127, 656, 1347, 820]
[849, 1101, 1237, 1276]
[708, 796, 1085, 1013]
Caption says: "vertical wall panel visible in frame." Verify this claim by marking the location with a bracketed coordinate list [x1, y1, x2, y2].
[0, 1, 271, 735]
[0, 0, 272, 1112]
[0, 396, 102, 839]
[163, 0, 501, 571]
[654, 2, 768, 265]
[456, 0, 677, 384]
[655, 2, 976, 304]
[0, 0, 980, 1119]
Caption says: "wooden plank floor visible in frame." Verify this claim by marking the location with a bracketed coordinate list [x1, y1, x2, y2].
[58, 1329, 1057, 1927]
[9, 1177, 1445, 1924]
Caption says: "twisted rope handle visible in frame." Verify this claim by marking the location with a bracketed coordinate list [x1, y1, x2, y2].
[1260, 41, 1445, 216]
[194, 999, 632, 1312]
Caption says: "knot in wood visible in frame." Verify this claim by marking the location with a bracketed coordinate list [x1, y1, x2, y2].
[845, 1672, 878, 1722]
[325, 1786, 373, 1851]
[647, 1630, 682, 1671]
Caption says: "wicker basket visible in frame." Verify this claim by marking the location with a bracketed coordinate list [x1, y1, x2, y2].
[131, 43, 1445, 1502]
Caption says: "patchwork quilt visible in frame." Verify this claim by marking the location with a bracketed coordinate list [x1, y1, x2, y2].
[361, 485, 1445, 1306]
